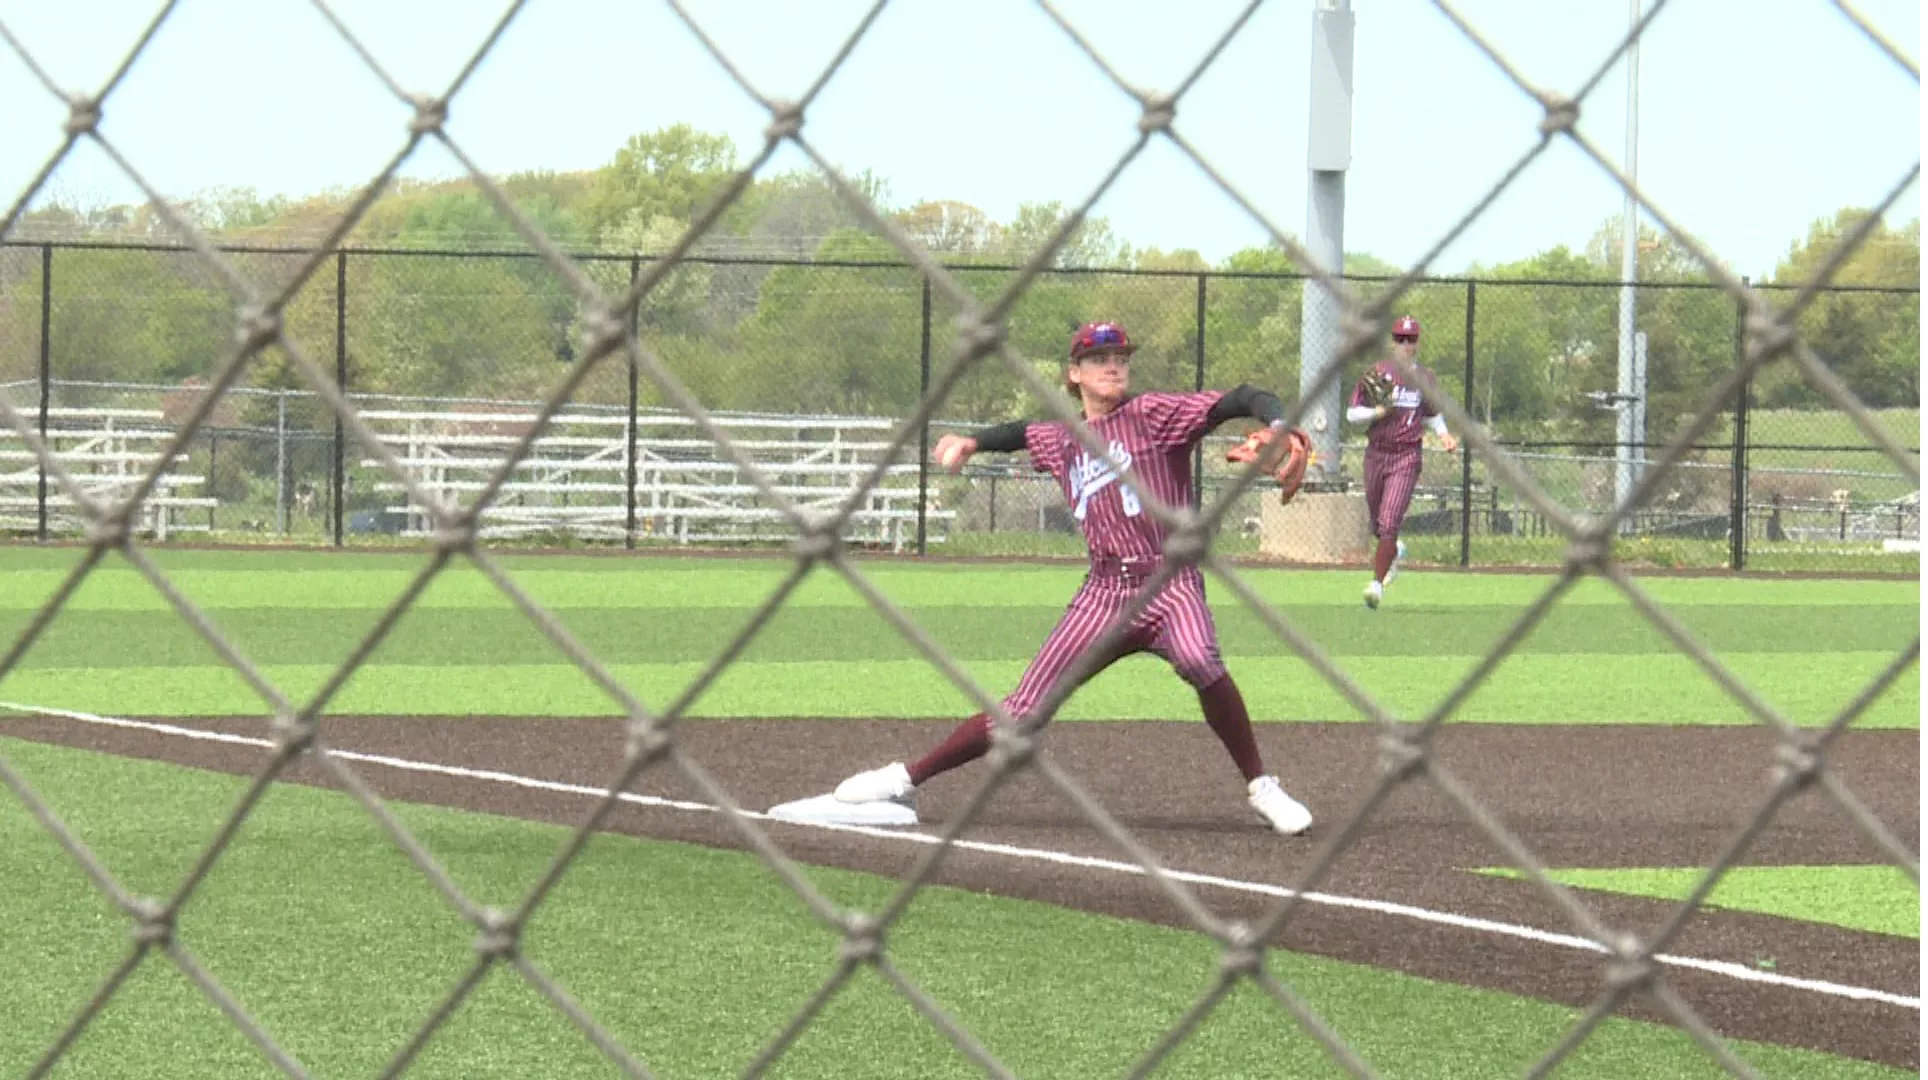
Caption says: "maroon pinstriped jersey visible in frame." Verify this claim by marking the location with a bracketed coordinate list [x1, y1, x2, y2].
[1351, 359, 1440, 454]
[1023, 391, 1223, 562]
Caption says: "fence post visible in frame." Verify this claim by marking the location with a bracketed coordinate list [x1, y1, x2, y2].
[1192, 273, 1207, 512]
[916, 275, 932, 556]
[332, 249, 347, 547]
[275, 390, 288, 535]
[1460, 279, 1474, 567]
[36, 243, 51, 542]
[209, 433, 220, 534]
[1728, 279, 1749, 570]
[626, 256, 640, 550]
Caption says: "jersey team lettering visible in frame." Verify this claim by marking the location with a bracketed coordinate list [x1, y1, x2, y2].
[1069, 441, 1141, 520]
[1024, 391, 1219, 561]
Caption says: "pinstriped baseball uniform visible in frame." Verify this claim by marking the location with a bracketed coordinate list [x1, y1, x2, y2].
[998, 391, 1229, 722]
[1352, 360, 1438, 539]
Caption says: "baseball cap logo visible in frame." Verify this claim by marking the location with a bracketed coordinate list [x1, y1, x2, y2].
[1071, 321, 1136, 358]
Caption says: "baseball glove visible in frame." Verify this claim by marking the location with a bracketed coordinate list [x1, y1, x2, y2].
[1226, 425, 1315, 505]
[1360, 367, 1397, 409]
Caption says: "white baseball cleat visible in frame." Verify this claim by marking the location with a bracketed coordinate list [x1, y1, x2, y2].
[834, 761, 915, 804]
[1247, 775, 1313, 835]
[1363, 579, 1382, 610]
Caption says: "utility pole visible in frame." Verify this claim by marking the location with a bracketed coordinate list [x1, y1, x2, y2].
[1300, 0, 1354, 487]
[1614, 0, 1643, 520]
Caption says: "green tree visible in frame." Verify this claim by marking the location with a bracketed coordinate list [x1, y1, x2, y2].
[48, 247, 231, 389]
[585, 125, 740, 242]
[348, 251, 565, 401]
[895, 200, 1001, 259]
[1465, 246, 1615, 439]
[733, 229, 922, 416]
[1584, 214, 1710, 282]
[993, 202, 1132, 268]
[1581, 217, 1746, 439]
[602, 211, 716, 342]
[1342, 251, 1402, 278]
[178, 186, 294, 237]
[735, 168, 888, 258]
[1203, 246, 1301, 395]
[1760, 209, 1920, 409]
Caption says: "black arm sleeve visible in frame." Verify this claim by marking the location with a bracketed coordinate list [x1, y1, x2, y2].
[1205, 384, 1286, 429]
[970, 419, 1030, 453]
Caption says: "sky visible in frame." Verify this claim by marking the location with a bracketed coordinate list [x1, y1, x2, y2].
[0, 0, 1919, 280]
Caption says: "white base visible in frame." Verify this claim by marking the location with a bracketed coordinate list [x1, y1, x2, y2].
[766, 793, 920, 827]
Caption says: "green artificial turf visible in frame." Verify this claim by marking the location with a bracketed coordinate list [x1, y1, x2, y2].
[0, 737, 1909, 1080]
[0, 651, 1915, 728]
[1478, 865, 1921, 939]
[0, 548, 1915, 728]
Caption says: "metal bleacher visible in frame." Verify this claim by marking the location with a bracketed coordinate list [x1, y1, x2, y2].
[357, 405, 956, 551]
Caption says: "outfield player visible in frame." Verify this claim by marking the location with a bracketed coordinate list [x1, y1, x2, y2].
[1346, 314, 1459, 610]
[831, 320, 1316, 835]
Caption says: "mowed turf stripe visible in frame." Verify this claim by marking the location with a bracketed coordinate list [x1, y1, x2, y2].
[1, 652, 1914, 727]
[1, 561, 1916, 613]
[1, 736, 1904, 1080]
[3, 601, 1917, 669]
[0, 543, 1917, 601]
[1478, 866, 1919, 939]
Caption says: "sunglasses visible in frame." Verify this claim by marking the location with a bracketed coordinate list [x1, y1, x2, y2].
[1392, 334, 1419, 344]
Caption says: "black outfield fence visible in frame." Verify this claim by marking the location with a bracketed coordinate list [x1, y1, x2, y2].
[2, 240, 1917, 571]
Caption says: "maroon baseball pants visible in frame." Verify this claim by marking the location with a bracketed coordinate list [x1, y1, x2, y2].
[1001, 563, 1227, 722]
[1364, 447, 1423, 539]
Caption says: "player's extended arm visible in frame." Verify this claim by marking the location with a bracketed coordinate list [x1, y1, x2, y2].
[1217, 385, 1315, 505]
[932, 419, 1027, 473]
[1203, 384, 1287, 429]
[1346, 404, 1383, 425]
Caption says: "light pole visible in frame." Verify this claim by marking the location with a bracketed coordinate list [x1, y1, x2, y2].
[1300, 0, 1354, 487]
[1614, 0, 1643, 520]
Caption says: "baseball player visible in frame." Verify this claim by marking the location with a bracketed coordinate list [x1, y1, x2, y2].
[831, 320, 1316, 835]
[1346, 314, 1459, 610]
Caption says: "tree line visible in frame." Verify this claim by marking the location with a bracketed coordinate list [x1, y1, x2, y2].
[1, 124, 1916, 443]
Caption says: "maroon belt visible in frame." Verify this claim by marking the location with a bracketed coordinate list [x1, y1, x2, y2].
[1090, 554, 1161, 578]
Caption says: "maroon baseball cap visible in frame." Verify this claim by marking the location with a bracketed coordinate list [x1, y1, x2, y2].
[1393, 315, 1420, 339]
[1069, 321, 1137, 360]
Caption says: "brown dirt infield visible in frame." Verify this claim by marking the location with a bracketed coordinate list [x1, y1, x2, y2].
[1, 713, 1917, 1070]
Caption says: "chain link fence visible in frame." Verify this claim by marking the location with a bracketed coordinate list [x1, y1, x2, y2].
[2, 244, 1916, 566]
[0, 1, 1919, 1077]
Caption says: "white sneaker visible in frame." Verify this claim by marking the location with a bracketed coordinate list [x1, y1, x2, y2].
[1363, 580, 1382, 610]
[1385, 540, 1407, 585]
[1247, 775, 1313, 835]
[834, 762, 915, 804]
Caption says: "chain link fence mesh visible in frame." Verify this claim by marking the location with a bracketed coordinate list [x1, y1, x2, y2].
[0, 0, 1919, 1077]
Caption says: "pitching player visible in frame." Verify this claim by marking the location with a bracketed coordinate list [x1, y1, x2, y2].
[1346, 314, 1459, 610]
[832, 320, 1316, 835]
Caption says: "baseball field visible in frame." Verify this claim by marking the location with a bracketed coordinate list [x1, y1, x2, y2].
[0, 543, 1918, 1078]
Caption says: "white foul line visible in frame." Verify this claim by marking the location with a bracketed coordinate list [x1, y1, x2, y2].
[1, 701, 1917, 1012]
